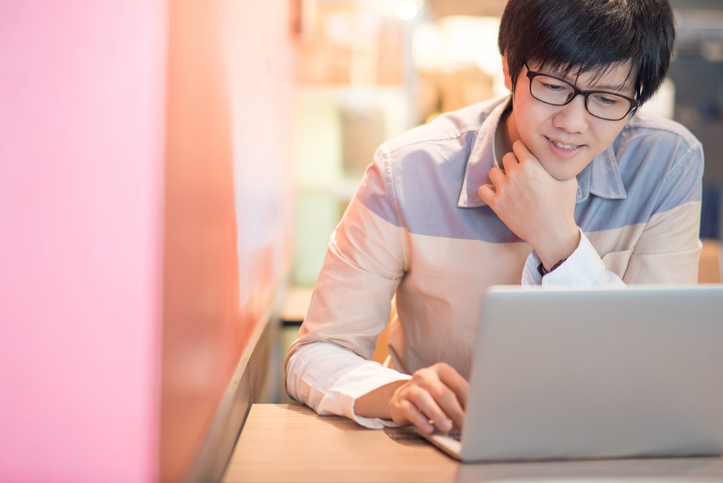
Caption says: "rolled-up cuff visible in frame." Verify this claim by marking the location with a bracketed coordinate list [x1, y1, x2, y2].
[317, 362, 412, 429]
[522, 228, 624, 287]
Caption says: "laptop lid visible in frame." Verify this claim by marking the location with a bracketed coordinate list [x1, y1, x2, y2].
[457, 285, 723, 462]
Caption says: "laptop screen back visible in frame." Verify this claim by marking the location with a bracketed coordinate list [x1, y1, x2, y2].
[460, 285, 723, 462]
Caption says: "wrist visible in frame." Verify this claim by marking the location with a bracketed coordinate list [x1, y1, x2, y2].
[354, 380, 407, 420]
[538, 257, 567, 276]
[534, 225, 581, 270]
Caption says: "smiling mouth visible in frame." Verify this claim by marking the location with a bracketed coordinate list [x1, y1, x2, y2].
[546, 137, 582, 151]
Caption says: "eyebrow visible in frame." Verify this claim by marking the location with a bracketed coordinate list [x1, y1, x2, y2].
[545, 69, 633, 94]
[589, 81, 632, 92]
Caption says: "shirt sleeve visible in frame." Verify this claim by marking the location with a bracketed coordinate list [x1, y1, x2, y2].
[521, 228, 626, 286]
[286, 343, 411, 428]
[621, 142, 704, 284]
[285, 148, 411, 428]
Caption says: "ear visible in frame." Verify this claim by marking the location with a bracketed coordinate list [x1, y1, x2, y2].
[502, 52, 513, 92]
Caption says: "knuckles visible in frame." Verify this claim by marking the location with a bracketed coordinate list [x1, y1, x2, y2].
[409, 362, 451, 384]
[502, 152, 517, 165]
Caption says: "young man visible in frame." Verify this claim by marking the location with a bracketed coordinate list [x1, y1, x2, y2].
[286, 0, 703, 435]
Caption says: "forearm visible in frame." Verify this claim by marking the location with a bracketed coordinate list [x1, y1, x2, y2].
[286, 341, 411, 428]
[354, 380, 408, 420]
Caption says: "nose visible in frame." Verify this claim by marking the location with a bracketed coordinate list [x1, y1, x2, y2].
[552, 93, 589, 134]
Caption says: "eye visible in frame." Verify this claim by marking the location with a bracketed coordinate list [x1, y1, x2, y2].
[592, 93, 622, 105]
[540, 81, 566, 92]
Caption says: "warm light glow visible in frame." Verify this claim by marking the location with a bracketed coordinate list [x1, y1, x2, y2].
[412, 16, 508, 96]
[397, 1, 418, 20]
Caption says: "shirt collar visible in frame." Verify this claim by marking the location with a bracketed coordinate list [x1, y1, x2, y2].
[577, 144, 627, 203]
[457, 96, 627, 208]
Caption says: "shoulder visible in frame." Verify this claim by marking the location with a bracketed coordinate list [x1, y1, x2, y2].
[617, 111, 703, 165]
[612, 112, 704, 216]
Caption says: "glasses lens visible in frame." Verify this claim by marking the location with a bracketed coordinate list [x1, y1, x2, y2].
[530, 75, 632, 121]
[586, 92, 632, 120]
[530, 75, 573, 105]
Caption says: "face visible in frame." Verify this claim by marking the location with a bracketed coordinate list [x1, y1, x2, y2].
[503, 58, 636, 180]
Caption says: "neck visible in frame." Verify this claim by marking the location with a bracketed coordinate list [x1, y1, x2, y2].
[495, 102, 519, 165]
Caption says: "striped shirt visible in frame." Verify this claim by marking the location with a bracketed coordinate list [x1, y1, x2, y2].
[286, 95, 703, 429]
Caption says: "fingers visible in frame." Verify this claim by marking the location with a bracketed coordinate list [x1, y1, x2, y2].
[477, 184, 495, 205]
[501, 151, 519, 173]
[478, 165, 505, 205]
[488, 165, 506, 186]
[511, 139, 532, 160]
[437, 363, 469, 411]
[390, 363, 468, 435]
[433, 363, 469, 430]
[392, 379, 454, 434]
[511, 140, 548, 174]
[395, 396, 437, 434]
[411, 387, 454, 433]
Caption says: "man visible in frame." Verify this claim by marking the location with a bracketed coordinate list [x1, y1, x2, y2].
[286, 0, 703, 435]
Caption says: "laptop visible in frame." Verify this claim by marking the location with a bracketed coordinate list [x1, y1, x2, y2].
[415, 285, 723, 462]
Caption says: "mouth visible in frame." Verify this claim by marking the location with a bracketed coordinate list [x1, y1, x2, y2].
[546, 137, 582, 150]
[545, 136, 584, 158]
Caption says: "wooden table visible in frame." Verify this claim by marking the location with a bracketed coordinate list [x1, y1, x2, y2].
[222, 404, 723, 482]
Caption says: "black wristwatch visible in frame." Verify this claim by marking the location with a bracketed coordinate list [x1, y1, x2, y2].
[537, 257, 568, 277]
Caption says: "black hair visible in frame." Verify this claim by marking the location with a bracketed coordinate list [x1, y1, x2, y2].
[498, 0, 675, 105]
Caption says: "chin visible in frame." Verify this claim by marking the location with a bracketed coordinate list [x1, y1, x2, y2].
[550, 173, 576, 181]
[537, 160, 581, 181]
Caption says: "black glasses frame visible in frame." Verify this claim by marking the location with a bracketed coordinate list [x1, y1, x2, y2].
[524, 62, 640, 121]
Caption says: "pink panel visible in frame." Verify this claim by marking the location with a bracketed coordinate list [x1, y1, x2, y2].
[0, 2, 166, 482]
[226, 0, 296, 311]
[159, 1, 296, 480]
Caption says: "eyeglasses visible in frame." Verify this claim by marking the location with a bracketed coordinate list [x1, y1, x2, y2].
[524, 63, 640, 121]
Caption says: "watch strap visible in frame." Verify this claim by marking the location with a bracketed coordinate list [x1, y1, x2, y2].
[537, 257, 568, 277]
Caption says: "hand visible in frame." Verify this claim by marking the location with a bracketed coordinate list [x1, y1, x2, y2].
[355, 362, 468, 434]
[477, 140, 580, 269]
[389, 363, 468, 434]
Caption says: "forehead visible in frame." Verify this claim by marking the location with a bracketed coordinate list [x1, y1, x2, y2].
[532, 60, 636, 93]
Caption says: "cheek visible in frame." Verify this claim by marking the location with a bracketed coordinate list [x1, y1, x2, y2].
[591, 122, 627, 153]
[518, 103, 549, 134]
[520, 113, 548, 146]
[513, 105, 544, 138]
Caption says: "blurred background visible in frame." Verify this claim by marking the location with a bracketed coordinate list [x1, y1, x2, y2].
[1, 1, 721, 482]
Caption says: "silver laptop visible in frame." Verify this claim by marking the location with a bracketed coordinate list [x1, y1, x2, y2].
[417, 285, 723, 462]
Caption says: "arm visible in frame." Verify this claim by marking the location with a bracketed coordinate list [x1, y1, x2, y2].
[355, 363, 468, 434]
[478, 141, 581, 271]
[527, 141, 704, 286]
[619, 142, 703, 284]
[479, 139, 704, 286]
[286, 148, 411, 429]
[477, 140, 613, 285]
[286, 148, 469, 432]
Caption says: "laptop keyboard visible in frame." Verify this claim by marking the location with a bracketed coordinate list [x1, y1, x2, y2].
[433, 431, 461, 441]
